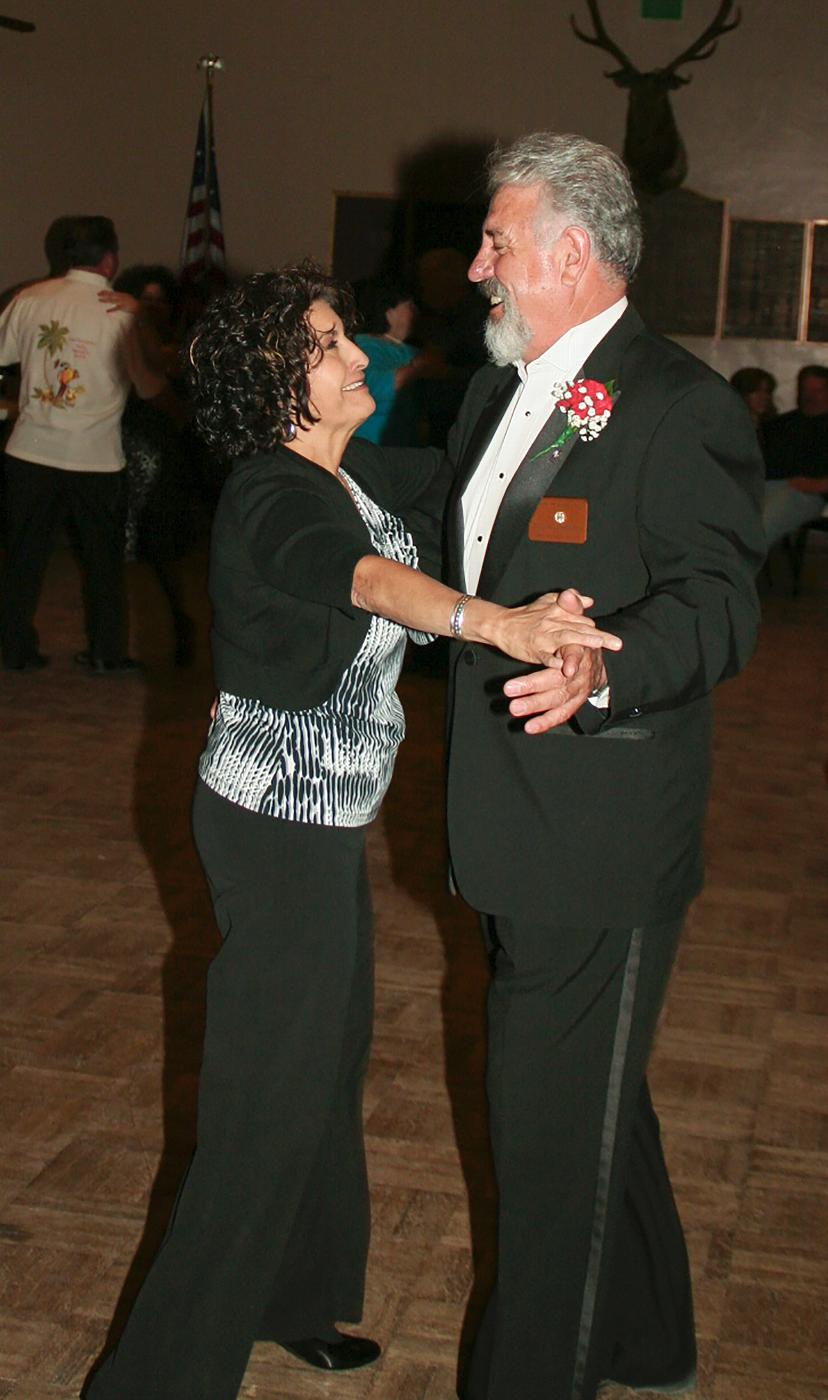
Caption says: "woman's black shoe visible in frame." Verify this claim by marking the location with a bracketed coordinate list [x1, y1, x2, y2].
[279, 1332, 381, 1371]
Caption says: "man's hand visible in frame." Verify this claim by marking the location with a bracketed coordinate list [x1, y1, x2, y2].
[502, 588, 610, 734]
[504, 647, 607, 734]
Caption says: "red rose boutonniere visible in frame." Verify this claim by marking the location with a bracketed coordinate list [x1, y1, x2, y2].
[529, 377, 618, 462]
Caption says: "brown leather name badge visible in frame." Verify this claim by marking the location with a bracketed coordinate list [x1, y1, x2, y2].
[528, 497, 588, 544]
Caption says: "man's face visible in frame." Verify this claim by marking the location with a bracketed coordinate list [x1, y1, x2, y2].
[798, 373, 828, 417]
[468, 183, 566, 365]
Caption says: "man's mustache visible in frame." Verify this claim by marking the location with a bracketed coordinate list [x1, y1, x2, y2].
[481, 278, 509, 305]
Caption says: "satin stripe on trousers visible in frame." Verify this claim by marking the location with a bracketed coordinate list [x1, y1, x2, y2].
[464, 915, 695, 1400]
[86, 781, 374, 1400]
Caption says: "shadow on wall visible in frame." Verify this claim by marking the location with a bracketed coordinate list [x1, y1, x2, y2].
[332, 134, 493, 288]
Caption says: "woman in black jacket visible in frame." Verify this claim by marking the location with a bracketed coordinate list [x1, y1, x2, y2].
[84, 263, 619, 1400]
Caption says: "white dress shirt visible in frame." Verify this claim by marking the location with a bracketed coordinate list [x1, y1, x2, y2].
[461, 296, 627, 707]
[462, 297, 627, 591]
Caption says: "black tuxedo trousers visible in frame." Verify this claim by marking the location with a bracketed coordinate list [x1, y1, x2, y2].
[463, 912, 695, 1400]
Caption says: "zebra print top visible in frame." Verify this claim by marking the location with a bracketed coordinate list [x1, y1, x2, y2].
[198, 469, 432, 827]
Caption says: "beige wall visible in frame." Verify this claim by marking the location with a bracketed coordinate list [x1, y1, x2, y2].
[2, 0, 826, 395]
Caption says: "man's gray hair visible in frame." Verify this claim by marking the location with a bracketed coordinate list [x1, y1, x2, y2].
[487, 132, 642, 284]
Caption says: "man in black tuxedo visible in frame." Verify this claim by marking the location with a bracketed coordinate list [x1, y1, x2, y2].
[438, 134, 765, 1400]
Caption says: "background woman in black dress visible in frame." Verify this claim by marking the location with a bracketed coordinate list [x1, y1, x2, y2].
[84, 262, 620, 1400]
[108, 264, 195, 663]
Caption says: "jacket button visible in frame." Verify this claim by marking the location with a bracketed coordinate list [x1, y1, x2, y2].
[463, 648, 477, 666]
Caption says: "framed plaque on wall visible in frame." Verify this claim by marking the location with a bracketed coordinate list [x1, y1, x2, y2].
[724, 219, 805, 340]
[806, 222, 828, 343]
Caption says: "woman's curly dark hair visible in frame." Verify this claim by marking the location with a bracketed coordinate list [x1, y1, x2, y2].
[185, 261, 356, 458]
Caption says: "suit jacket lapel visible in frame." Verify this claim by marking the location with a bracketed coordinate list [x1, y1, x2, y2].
[476, 405, 575, 596]
[446, 367, 518, 589]
[576, 301, 642, 391]
[476, 305, 644, 598]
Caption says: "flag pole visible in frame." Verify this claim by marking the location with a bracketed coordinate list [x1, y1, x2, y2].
[196, 54, 224, 272]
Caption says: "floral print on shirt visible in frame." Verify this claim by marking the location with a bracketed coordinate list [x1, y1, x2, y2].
[32, 320, 86, 408]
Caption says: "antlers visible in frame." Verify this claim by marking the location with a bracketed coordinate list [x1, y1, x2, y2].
[570, 0, 637, 77]
[663, 0, 741, 79]
[571, 0, 741, 82]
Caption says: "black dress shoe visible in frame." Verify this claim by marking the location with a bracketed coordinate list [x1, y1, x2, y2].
[278, 1331, 381, 1371]
[2, 651, 49, 671]
[74, 651, 143, 675]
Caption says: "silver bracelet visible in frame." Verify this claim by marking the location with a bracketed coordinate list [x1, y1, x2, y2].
[449, 593, 473, 639]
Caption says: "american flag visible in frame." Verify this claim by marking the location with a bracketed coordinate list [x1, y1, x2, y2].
[180, 93, 226, 282]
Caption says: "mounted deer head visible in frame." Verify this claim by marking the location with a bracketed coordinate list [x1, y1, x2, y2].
[571, 0, 741, 194]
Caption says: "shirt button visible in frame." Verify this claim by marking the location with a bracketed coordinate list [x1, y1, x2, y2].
[477, 535, 483, 543]
[463, 649, 477, 667]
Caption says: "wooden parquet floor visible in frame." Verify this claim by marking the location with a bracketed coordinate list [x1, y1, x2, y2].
[0, 543, 826, 1400]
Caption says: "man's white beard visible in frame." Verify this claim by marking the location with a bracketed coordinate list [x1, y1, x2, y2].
[483, 283, 533, 366]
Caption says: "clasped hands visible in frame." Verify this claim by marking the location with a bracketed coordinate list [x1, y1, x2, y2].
[501, 588, 621, 735]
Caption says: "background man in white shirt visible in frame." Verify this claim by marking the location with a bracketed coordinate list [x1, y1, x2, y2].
[0, 215, 161, 672]
[434, 133, 765, 1400]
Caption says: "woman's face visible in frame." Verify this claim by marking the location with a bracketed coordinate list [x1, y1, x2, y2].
[140, 281, 171, 331]
[304, 299, 373, 429]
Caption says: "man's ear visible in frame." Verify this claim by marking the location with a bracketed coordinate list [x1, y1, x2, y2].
[99, 250, 118, 281]
[558, 226, 591, 287]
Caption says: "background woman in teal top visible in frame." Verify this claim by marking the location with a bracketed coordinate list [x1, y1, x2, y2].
[353, 277, 429, 446]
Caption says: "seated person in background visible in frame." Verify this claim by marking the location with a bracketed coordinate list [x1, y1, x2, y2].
[730, 366, 776, 433]
[352, 277, 440, 446]
[762, 364, 828, 548]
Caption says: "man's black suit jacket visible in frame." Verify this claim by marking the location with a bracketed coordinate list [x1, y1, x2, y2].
[441, 305, 765, 928]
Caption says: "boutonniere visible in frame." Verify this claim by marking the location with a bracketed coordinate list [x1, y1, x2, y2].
[529, 378, 618, 462]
